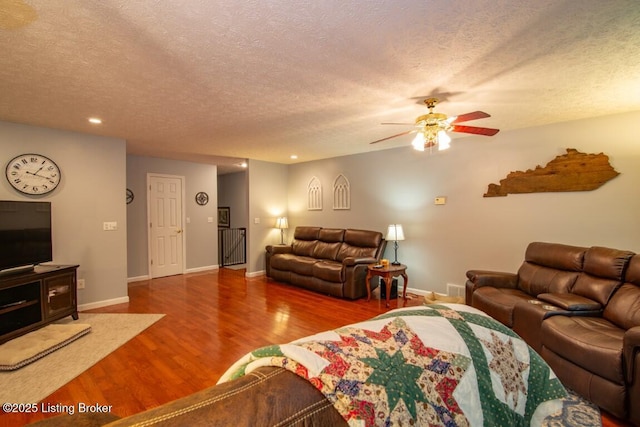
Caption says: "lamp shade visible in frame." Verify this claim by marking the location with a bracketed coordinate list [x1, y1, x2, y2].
[386, 224, 405, 241]
[275, 217, 288, 229]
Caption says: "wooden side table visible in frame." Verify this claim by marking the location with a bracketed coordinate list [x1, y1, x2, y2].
[365, 264, 408, 307]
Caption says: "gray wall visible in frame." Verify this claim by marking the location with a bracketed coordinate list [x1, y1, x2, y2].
[218, 171, 248, 230]
[3, 110, 638, 306]
[126, 155, 218, 279]
[247, 159, 288, 275]
[286, 111, 640, 293]
[0, 121, 128, 308]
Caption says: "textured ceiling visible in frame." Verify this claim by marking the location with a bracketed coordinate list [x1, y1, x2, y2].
[1, 0, 639, 174]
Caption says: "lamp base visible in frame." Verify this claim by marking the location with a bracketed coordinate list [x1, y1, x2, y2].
[391, 261, 401, 266]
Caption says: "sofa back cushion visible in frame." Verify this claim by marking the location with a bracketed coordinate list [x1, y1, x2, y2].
[525, 242, 586, 271]
[313, 242, 342, 260]
[518, 265, 580, 296]
[291, 227, 321, 257]
[294, 226, 321, 240]
[336, 229, 383, 262]
[571, 246, 634, 306]
[517, 242, 586, 295]
[311, 228, 345, 260]
[318, 228, 345, 243]
[603, 254, 640, 329]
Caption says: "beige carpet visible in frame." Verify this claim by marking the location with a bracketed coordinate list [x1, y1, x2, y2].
[0, 312, 164, 404]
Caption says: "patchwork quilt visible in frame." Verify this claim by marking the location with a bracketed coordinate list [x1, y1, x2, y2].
[218, 304, 567, 426]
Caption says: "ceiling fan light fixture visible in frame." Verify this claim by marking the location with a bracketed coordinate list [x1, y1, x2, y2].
[437, 130, 451, 150]
[412, 132, 425, 151]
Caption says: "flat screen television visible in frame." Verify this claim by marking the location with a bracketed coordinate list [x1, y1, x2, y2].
[0, 200, 52, 272]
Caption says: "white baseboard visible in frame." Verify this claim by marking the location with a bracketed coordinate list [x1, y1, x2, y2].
[246, 269, 265, 278]
[127, 275, 149, 283]
[78, 296, 130, 311]
[405, 287, 429, 296]
[185, 265, 219, 274]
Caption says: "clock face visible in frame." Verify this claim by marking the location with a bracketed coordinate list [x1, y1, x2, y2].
[5, 153, 61, 195]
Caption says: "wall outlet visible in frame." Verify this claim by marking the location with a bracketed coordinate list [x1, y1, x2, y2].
[77, 279, 86, 289]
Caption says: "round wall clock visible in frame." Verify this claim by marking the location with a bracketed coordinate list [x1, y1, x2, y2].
[5, 153, 61, 195]
[195, 191, 209, 205]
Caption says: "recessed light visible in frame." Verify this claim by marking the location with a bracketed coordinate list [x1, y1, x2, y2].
[290, 155, 298, 160]
[88, 117, 102, 124]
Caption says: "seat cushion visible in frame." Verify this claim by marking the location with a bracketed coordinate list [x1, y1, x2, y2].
[271, 254, 317, 276]
[471, 287, 532, 327]
[542, 315, 624, 384]
[312, 260, 344, 283]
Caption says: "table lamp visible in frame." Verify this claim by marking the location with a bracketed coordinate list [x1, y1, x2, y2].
[275, 217, 288, 245]
[386, 224, 405, 265]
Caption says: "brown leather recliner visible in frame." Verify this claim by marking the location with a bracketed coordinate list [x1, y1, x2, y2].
[465, 242, 588, 328]
[465, 241, 638, 424]
[266, 226, 386, 299]
[541, 254, 640, 424]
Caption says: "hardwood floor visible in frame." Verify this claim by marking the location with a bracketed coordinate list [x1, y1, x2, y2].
[3, 268, 631, 426]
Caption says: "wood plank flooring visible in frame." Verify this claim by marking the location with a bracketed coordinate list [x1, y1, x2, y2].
[3, 268, 630, 426]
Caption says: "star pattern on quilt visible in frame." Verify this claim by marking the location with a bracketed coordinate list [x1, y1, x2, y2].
[301, 317, 470, 425]
[480, 331, 529, 407]
[361, 347, 426, 419]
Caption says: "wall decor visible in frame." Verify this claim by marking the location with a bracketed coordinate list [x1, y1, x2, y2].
[195, 191, 209, 205]
[333, 174, 350, 210]
[484, 148, 620, 197]
[126, 188, 134, 204]
[218, 206, 230, 228]
[5, 153, 61, 195]
[307, 176, 322, 210]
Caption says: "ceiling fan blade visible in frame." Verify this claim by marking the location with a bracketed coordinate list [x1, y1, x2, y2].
[450, 111, 491, 123]
[369, 130, 416, 144]
[451, 125, 500, 136]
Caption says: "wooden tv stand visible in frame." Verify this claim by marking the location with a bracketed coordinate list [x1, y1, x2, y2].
[0, 264, 79, 344]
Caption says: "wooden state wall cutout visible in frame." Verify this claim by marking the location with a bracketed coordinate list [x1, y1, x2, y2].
[484, 148, 619, 197]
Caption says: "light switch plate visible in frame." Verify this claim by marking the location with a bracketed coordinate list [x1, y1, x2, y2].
[103, 221, 118, 231]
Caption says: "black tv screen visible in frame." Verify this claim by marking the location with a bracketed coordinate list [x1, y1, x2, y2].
[0, 200, 52, 271]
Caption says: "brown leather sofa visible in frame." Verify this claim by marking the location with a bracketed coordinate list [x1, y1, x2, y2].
[29, 366, 349, 427]
[265, 226, 386, 299]
[465, 242, 640, 424]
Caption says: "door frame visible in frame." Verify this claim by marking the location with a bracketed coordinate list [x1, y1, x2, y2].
[146, 173, 186, 278]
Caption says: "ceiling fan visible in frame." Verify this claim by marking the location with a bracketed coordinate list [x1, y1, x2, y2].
[369, 98, 500, 151]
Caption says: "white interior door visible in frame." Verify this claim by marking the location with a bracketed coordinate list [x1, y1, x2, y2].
[148, 174, 184, 278]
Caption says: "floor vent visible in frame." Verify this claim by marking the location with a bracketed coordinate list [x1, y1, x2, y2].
[446, 283, 465, 297]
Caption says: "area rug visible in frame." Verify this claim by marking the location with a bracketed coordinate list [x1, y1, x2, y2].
[0, 323, 92, 371]
[0, 312, 164, 404]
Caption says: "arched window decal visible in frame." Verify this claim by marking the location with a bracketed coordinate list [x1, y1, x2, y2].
[308, 176, 322, 210]
[333, 174, 350, 210]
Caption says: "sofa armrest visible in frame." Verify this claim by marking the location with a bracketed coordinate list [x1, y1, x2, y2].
[465, 270, 518, 289]
[342, 256, 377, 267]
[266, 245, 292, 255]
[624, 326, 640, 384]
[537, 293, 602, 312]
